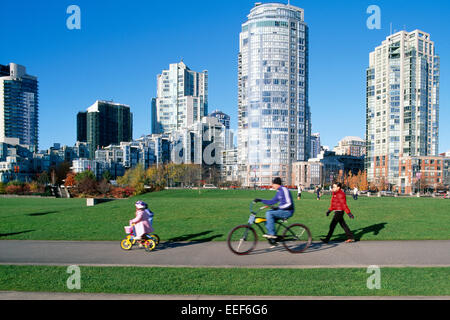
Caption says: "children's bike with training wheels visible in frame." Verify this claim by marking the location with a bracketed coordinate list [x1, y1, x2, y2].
[227, 201, 312, 255]
[120, 224, 160, 252]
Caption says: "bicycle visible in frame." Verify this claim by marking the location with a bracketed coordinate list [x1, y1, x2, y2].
[227, 201, 312, 255]
[120, 224, 159, 252]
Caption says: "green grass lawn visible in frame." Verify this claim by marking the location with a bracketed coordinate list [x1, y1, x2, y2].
[0, 190, 449, 241]
[0, 265, 449, 296]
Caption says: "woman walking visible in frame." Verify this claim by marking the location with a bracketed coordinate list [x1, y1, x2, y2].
[321, 182, 355, 243]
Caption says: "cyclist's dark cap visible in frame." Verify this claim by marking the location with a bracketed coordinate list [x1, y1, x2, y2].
[272, 177, 282, 185]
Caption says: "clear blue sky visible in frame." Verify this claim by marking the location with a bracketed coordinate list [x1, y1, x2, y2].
[1, 0, 449, 153]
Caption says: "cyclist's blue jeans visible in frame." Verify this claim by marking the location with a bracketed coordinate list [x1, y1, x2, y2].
[265, 210, 294, 235]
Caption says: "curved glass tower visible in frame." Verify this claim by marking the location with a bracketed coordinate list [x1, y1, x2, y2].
[238, 3, 311, 187]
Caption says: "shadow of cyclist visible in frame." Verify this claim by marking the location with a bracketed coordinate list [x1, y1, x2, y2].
[248, 240, 338, 255]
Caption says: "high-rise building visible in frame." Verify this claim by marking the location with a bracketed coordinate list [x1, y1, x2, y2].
[152, 61, 208, 134]
[209, 110, 231, 129]
[0, 63, 39, 150]
[77, 100, 133, 158]
[209, 109, 234, 149]
[77, 111, 87, 142]
[169, 116, 224, 166]
[310, 133, 321, 159]
[334, 136, 366, 157]
[365, 30, 440, 186]
[237, 3, 311, 187]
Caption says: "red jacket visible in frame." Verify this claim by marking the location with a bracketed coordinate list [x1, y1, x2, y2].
[329, 189, 351, 214]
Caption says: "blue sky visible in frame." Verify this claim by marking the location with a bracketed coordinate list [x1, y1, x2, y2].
[1, 0, 449, 152]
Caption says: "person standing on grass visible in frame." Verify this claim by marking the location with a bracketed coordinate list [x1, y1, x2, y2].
[353, 186, 359, 200]
[316, 186, 322, 200]
[297, 185, 303, 200]
[254, 177, 294, 240]
[321, 182, 355, 244]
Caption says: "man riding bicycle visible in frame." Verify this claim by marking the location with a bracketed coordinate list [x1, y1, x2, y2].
[254, 177, 294, 239]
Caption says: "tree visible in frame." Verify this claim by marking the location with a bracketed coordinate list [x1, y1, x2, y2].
[358, 171, 369, 191]
[37, 171, 50, 186]
[116, 164, 147, 195]
[102, 170, 112, 182]
[75, 170, 96, 183]
[97, 179, 111, 195]
[74, 170, 98, 196]
[64, 172, 76, 187]
[145, 165, 167, 190]
[0, 182, 6, 194]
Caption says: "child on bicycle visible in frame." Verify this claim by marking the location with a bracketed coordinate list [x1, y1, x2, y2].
[129, 201, 153, 241]
[143, 202, 155, 229]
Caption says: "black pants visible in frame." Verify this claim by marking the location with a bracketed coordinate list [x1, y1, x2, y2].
[325, 211, 354, 241]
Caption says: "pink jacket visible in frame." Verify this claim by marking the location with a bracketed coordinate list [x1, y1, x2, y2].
[130, 210, 153, 238]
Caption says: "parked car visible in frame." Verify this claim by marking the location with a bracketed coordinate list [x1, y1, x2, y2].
[203, 184, 218, 189]
[380, 191, 395, 196]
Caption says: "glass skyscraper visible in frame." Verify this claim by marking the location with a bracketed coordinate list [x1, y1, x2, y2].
[152, 61, 208, 134]
[0, 63, 39, 150]
[238, 3, 311, 187]
[365, 30, 440, 186]
[77, 100, 133, 159]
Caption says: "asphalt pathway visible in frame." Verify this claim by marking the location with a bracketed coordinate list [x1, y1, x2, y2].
[1, 240, 450, 268]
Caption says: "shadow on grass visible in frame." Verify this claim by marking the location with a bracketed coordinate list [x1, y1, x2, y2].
[327, 222, 388, 242]
[27, 211, 59, 217]
[0, 230, 35, 237]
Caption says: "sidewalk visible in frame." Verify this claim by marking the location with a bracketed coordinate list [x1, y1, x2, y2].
[1, 240, 450, 268]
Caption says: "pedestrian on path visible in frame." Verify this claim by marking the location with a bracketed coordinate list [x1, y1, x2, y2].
[316, 186, 322, 200]
[321, 182, 355, 244]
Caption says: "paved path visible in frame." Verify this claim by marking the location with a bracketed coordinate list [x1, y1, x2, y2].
[1, 240, 450, 268]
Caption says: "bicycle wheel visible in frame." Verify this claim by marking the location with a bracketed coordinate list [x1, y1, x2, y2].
[282, 224, 312, 254]
[149, 234, 160, 245]
[227, 225, 257, 255]
[120, 239, 133, 251]
[143, 239, 156, 252]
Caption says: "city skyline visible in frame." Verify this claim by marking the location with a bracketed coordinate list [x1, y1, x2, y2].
[1, 0, 449, 153]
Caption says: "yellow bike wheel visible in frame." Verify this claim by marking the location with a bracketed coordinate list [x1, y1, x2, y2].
[120, 239, 133, 251]
[149, 234, 160, 246]
[143, 239, 156, 252]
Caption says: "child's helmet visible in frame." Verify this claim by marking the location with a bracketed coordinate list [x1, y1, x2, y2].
[135, 201, 147, 209]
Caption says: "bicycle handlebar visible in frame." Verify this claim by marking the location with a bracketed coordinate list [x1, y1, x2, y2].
[250, 201, 271, 214]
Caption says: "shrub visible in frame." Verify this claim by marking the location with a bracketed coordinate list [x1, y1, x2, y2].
[0, 182, 6, 194]
[111, 186, 135, 199]
[97, 179, 111, 195]
[5, 185, 23, 195]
